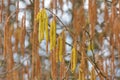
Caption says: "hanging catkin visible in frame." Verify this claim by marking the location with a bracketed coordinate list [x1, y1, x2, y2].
[59, 36, 63, 62]
[50, 19, 56, 51]
[51, 50, 57, 80]
[14, 27, 21, 52]
[44, 10, 49, 53]
[50, 20, 53, 51]
[37, 9, 49, 46]
[71, 46, 77, 73]
[39, 10, 44, 42]
[20, 15, 26, 56]
[60, 60, 67, 80]
[88, 0, 97, 38]
[36, 9, 49, 54]
[52, 19, 56, 48]
[78, 67, 85, 80]
[7, 22, 14, 80]
[56, 31, 66, 63]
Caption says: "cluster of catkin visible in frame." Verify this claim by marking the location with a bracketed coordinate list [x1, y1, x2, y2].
[88, 0, 97, 38]
[36, 9, 49, 53]
[50, 30, 67, 80]
[71, 42, 77, 73]
[37, 9, 48, 43]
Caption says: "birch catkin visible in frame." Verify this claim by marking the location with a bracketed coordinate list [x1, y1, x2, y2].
[51, 50, 57, 80]
[59, 36, 63, 62]
[37, 9, 49, 44]
[44, 10, 49, 53]
[78, 67, 85, 80]
[52, 19, 56, 48]
[88, 0, 97, 38]
[58, 31, 65, 62]
[50, 19, 56, 51]
[38, 10, 44, 42]
[50, 20, 53, 50]
[71, 47, 77, 73]
[60, 60, 66, 80]
[36, 9, 49, 54]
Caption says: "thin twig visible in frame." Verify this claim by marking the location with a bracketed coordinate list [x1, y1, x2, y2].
[62, 61, 71, 80]
[45, 7, 107, 79]
[45, 8, 74, 37]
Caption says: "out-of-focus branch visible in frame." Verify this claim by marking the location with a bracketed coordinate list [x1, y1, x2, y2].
[45, 8, 108, 79]
[0, 54, 31, 75]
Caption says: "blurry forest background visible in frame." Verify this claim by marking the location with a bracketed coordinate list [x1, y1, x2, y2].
[0, 0, 120, 80]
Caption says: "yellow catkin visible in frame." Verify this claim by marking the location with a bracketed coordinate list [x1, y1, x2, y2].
[44, 10, 48, 42]
[90, 67, 96, 80]
[36, 11, 41, 21]
[71, 47, 77, 73]
[52, 20, 56, 48]
[50, 19, 56, 51]
[41, 9, 45, 41]
[58, 31, 65, 62]
[39, 10, 44, 42]
[50, 20, 53, 50]
[37, 9, 49, 54]
[87, 42, 94, 51]
[59, 36, 63, 62]
[37, 9, 49, 44]
[37, 11, 41, 42]
[44, 9, 49, 53]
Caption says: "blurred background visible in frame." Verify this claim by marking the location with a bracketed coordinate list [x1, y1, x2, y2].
[0, 0, 120, 80]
